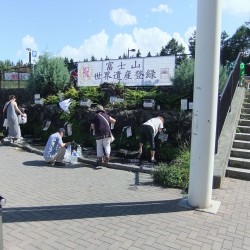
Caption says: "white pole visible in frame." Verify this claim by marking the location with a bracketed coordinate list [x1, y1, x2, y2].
[188, 0, 222, 208]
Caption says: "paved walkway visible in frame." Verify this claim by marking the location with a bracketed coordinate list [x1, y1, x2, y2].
[0, 144, 250, 250]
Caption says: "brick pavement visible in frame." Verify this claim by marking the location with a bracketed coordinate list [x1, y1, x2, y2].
[0, 144, 250, 250]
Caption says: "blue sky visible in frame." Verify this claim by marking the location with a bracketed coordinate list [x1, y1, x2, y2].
[0, 0, 249, 64]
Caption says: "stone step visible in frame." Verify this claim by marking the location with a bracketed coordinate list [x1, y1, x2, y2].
[241, 107, 250, 114]
[240, 113, 250, 120]
[235, 133, 250, 141]
[243, 103, 250, 108]
[233, 140, 250, 150]
[228, 157, 250, 169]
[238, 119, 250, 126]
[230, 148, 250, 159]
[226, 166, 250, 181]
[237, 125, 250, 133]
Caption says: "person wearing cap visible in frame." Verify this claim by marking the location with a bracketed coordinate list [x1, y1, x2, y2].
[90, 105, 116, 165]
[43, 128, 71, 166]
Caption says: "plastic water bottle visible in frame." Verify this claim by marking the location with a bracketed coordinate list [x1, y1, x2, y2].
[65, 144, 71, 162]
[77, 145, 82, 157]
[71, 150, 78, 164]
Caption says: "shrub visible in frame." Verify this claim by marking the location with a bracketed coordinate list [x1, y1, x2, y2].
[153, 146, 190, 190]
[78, 86, 104, 104]
[64, 86, 79, 100]
[44, 95, 59, 105]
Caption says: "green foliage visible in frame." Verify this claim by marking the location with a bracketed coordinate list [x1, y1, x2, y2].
[114, 83, 126, 96]
[153, 146, 190, 190]
[188, 31, 196, 58]
[156, 143, 179, 162]
[221, 25, 250, 65]
[155, 91, 181, 110]
[64, 86, 79, 100]
[26, 53, 70, 97]
[172, 57, 229, 103]
[78, 86, 104, 103]
[172, 58, 195, 100]
[44, 95, 59, 105]
[0, 60, 13, 71]
[160, 38, 185, 56]
[123, 88, 155, 108]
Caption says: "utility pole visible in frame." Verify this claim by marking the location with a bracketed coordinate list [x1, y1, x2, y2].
[128, 48, 136, 58]
[0, 196, 6, 250]
[187, 0, 222, 211]
[26, 48, 31, 65]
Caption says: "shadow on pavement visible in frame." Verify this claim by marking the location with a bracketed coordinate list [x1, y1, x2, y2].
[3, 199, 190, 223]
[22, 160, 87, 168]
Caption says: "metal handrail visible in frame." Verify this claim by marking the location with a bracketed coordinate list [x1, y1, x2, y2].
[215, 53, 242, 153]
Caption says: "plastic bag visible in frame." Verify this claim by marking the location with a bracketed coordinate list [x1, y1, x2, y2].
[18, 114, 27, 124]
[110, 133, 115, 143]
[3, 119, 8, 128]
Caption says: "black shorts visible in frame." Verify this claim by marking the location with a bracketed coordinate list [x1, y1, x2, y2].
[139, 125, 155, 150]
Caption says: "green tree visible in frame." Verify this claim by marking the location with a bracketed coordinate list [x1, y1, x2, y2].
[160, 38, 186, 56]
[0, 60, 13, 71]
[26, 53, 70, 97]
[172, 58, 228, 99]
[172, 58, 195, 99]
[16, 60, 24, 67]
[136, 49, 141, 58]
[146, 51, 152, 57]
[160, 38, 186, 65]
[221, 25, 250, 65]
[90, 55, 97, 61]
[188, 31, 196, 58]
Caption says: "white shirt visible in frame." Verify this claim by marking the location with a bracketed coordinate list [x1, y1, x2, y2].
[143, 117, 164, 137]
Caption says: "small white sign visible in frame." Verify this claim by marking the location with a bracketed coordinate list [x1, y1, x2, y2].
[126, 127, 132, 137]
[67, 123, 72, 136]
[43, 121, 51, 131]
[34, 94, 40, 99]
[189, 102, 193, 110]
[110, 96, 117, 103]
[181, 99, 188, 110]
[143, 99, 155, 109]
[110, 96, 124, 103]
[80, 99, 92, 107]
[34, 99, 44, 105]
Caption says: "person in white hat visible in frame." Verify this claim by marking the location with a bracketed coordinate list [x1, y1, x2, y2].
[90, 105, 116, 165]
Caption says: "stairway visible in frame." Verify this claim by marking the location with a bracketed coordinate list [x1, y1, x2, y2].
[227, 92, 250, 180]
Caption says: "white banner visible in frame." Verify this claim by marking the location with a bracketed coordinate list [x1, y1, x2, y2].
[77, 56, 175, 87]
[4, 72, 30, 81]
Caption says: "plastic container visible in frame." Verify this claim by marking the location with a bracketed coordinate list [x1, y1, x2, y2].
[77, 145, 82, 157]
[71, 150, 78, 164]
[65, 144, 72, 162]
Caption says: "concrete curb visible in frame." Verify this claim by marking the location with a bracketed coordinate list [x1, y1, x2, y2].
[1, 138, 154, 174]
